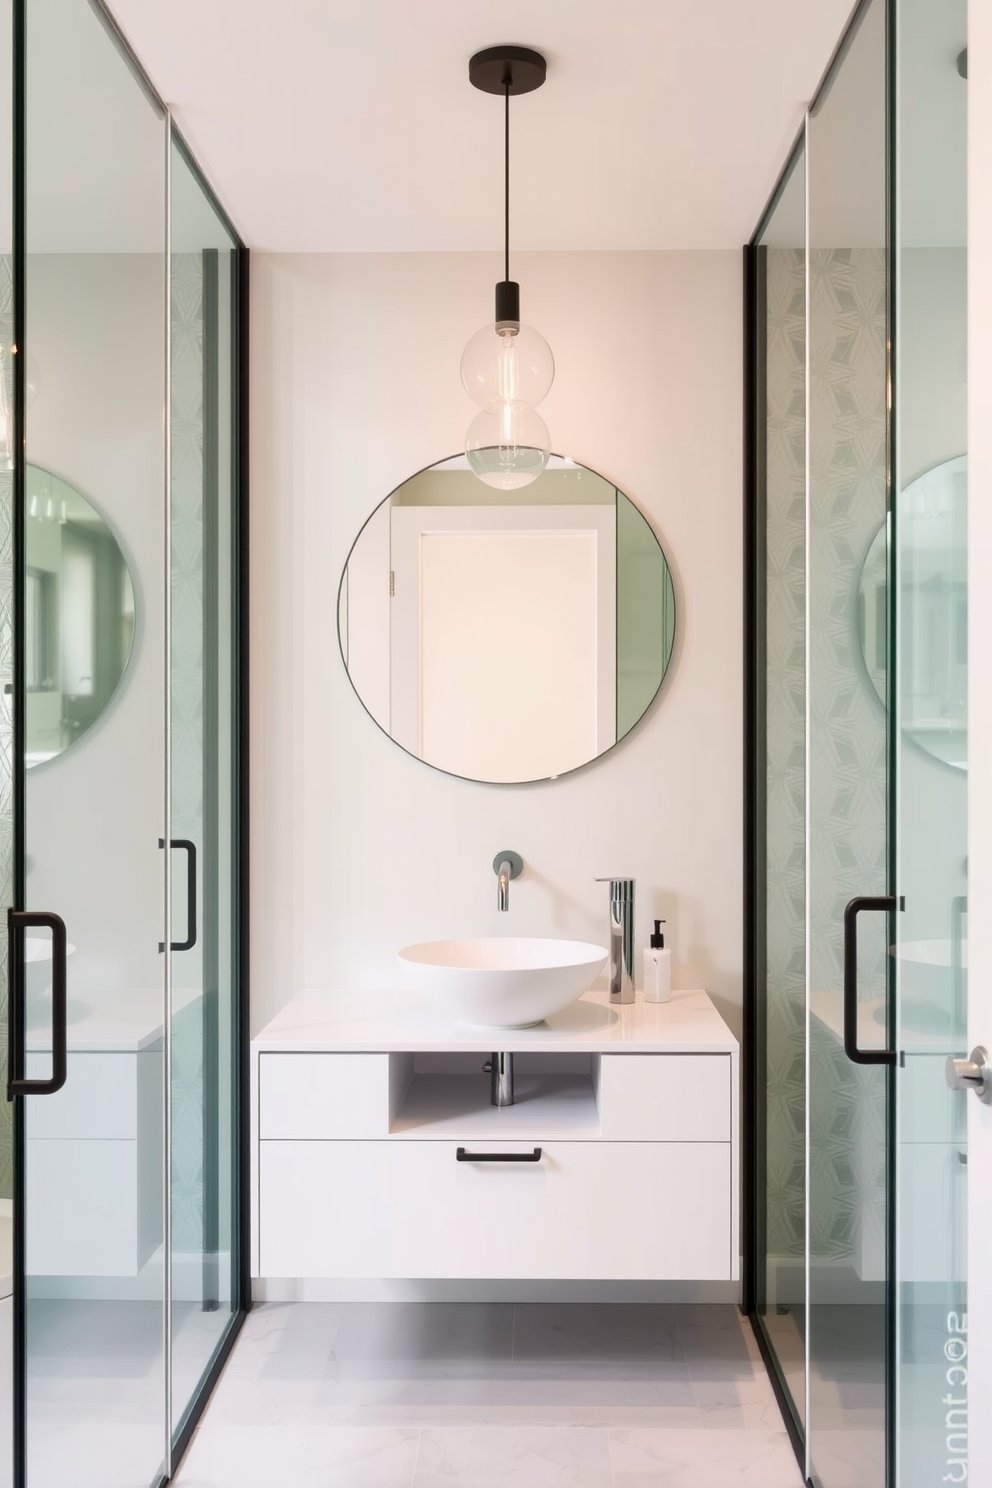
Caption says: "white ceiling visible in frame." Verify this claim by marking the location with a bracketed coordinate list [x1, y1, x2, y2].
[105, 0, 858, 253]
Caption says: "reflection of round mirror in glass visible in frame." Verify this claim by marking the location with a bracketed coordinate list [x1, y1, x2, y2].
[25, 465, 136, 768]
[858, 454, 967, 771]
[338, 454, 677, 784]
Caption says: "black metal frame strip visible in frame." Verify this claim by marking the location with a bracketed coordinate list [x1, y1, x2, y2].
[11, 2, 26, 1483]
[201, 245, 221, 1314]
[741, 241, 758, 1320]
[743, 225, 808, 1488]
[748, 1312, 812, 1485]
[883, 1, 897, 1480]
[156, 1307, 248, 1488]
[235, 237, 252, 1329]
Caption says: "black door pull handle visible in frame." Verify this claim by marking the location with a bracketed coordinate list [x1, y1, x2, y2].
[159, 838, 197, 952]
[456, 1147, 543, 1163]
[8, 908, 68, 1097]
[843, 895, 903, 1067]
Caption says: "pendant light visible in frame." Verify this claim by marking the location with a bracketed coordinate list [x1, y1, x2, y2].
[462, 46, 554, 491]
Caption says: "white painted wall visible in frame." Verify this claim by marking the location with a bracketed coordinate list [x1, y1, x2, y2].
[250, 250, 743, 1038]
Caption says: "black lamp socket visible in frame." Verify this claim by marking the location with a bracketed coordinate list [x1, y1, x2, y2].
[495, 280, 520, 332]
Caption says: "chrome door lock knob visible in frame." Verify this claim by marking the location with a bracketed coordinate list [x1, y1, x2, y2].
[945, 1046, 992, 1104]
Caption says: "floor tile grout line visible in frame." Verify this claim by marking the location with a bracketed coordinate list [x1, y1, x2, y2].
[409, 1425, 422, 1488]
[605, 1420, 618, 1488]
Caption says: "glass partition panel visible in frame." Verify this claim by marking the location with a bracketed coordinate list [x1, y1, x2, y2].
[807, 1, 890, 1484]
[168, 137, 241, 1442]
[22, 0, 167, 1483]
[753, 139, 807, 1432]
[892, 1, 968, 1484]
[0, 0, 14, 1476]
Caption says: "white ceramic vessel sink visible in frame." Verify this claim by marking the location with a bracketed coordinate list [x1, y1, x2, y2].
[398, 937, 609, 1029]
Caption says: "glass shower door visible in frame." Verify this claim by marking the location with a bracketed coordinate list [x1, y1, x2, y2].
[168, 135, 242, 1444]
[807, 1, 891, 1484]
[752, 2, 971, 1483]
[750, 140, 807, 1435]
[891, 0, 969, 1483]
[18, 0, 168, 1484]
[0, 0, 15, 1474]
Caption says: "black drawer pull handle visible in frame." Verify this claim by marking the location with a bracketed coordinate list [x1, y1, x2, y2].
[455, 1147, 542, 1163]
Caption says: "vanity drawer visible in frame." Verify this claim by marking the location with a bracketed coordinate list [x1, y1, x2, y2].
[597, 1054, 731, 1141]
[259, 1138, 732, 1280]
[259, 1054, 389, 1139]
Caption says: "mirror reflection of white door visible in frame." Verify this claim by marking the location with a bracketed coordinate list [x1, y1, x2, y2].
[390, 505, 616, 782]
[968, 6, 992, 1469]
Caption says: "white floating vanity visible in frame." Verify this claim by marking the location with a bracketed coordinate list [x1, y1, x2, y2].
[251, 988, 739, 1283]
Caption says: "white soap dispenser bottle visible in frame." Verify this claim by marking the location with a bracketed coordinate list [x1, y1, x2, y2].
[643, 920, 672, 1003]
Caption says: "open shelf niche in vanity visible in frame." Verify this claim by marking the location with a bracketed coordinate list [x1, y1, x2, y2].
[251, 988, 740, 1284]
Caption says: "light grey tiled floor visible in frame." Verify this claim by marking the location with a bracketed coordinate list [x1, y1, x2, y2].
[173, 1302, 805, 1487]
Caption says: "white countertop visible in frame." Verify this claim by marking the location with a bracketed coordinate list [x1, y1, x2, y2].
[25, 986, 203, 1054]
[252, 986, 739, 1055]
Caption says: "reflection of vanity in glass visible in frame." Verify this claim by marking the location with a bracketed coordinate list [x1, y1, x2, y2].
[338, 454, 676, 784]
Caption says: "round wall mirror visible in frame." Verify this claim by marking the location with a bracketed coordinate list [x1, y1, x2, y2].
[25, 465, 136, 768]
[338, 454, 677, 784]
[858, 454, 966, 771]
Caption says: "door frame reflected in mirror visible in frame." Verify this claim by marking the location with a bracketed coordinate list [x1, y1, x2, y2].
[337, 452, 678, 785]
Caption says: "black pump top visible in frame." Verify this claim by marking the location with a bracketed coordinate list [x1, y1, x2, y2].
[650, 919, 666, 949]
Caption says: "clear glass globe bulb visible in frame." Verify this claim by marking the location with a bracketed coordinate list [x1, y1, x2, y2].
[465, 400, 551, 491]
[460, 322, 555, 410]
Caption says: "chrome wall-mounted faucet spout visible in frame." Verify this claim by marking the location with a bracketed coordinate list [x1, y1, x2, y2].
[493, 850, 523, 911]
[595, 877, 635, 1004]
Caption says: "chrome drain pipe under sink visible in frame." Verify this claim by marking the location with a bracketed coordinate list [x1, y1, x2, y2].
[483, 1052, 515, 1106]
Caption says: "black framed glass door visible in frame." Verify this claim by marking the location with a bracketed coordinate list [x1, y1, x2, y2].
[4, 1, 249, 1484]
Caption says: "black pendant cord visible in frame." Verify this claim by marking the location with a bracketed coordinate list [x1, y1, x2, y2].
[504, 80, 510, 284]
[469, 45, 546, 329]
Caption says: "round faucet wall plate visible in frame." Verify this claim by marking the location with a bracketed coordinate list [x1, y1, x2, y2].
[493, 851, 523, 880]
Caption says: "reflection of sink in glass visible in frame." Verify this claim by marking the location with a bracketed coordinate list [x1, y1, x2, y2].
[399, 937, 609, 1028]
[24, 997, 90, 1031]
[873, 999, 952, 1035]
[24, 935, 77, 967]
[23, 935, 84, 1029]
[876, 939, 965, 1034]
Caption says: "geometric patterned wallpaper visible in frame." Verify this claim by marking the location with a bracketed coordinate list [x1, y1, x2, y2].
[762, 245, 888, 1278]
[762, 244, 807, 1269]
[170, 250, 207, 1256]
[808, 246, 888, 1276]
